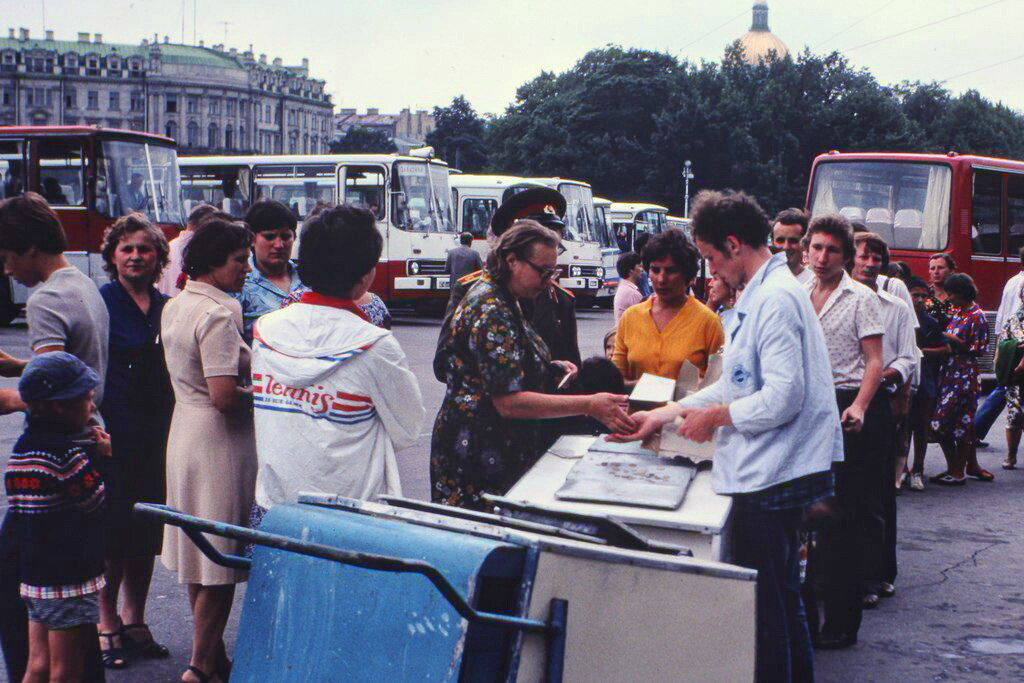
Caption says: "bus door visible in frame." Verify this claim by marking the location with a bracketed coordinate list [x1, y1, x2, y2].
[970, 169, 1015, 305]
[338, 163, 389, 295]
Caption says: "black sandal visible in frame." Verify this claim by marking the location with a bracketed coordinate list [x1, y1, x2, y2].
[184, 665, 214, 683]
[98, 631, 127, 669]
[121, 622, 170, 659]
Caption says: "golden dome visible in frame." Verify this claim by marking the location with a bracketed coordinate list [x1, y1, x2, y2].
[737, 1, 789, 64]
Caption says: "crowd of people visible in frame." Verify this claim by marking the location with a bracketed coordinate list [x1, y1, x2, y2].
[0, 183, 1018, 683]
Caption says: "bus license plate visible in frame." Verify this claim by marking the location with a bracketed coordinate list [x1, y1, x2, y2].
[587, 278, 599, 289]
[436, 277, 450, 290]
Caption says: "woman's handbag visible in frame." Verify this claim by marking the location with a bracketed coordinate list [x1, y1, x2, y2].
[994, 337, 1024, 387]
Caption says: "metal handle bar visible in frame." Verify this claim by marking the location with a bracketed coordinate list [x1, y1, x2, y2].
[134, 503, 558, 635]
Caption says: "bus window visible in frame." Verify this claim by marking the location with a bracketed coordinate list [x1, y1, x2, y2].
[972, 170, 1002, 255]
[180, 165, 251, 218]
[559, 184, 595, 241]
[0, 140, 25, 200]
[429, 164, 455, 232]
[99, 140, 184, 225]
[594, 205, 615, 248]
[37, 138, 85, 207]
[461, 198, 496, 238]
[1008, 175, 1024, 256]
[342, 165, 385, 221]
[254, 164, 334, 219]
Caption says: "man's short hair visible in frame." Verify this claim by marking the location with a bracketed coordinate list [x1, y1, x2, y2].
[806, 214, 855, 261]
[616, 251, 642, 279]
[854, 231, 890, 270]
[689, 189, 771, 250]
[929, 252, 956, 270]
[298, 204, 382, 298]
[773, 208, 808, 234]
[245, 199, 298, 234]
[187, 203, 219, 229]
[0, 192, 67, 254]
[460, 231, 474, 246]
[641, 229, 700, 281]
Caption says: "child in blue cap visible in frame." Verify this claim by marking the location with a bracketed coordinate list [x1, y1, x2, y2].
[5, 351, 110, 681]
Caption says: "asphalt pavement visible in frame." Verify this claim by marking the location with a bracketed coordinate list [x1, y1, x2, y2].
[0, 306, 1022, 681]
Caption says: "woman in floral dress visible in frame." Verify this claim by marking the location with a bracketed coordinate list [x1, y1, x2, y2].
[929, 273, 990, 485]
[431, 221, 634, 510]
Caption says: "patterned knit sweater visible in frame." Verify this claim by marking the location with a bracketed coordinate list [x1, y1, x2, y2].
[3, 420, 106, 590]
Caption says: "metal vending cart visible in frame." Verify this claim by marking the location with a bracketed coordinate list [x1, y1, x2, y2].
[137, 489, 755, 682]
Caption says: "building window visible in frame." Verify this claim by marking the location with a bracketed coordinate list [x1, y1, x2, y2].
[27, 89, 51, 108]
[165, 120, 177, 141]
[0, 52, 15, 73]
[274, 107, 280, 124]
[85, 57, 100, 76]
[265, 104, 271, 122]
[64, 54, 78, 71]
[87, 91, 99, 110]
[225, 125, 233, 150]
[26, 56, 52, 74]
[208, 123, 219, 148]
[65, 89, 77, 109]
[166, 95, 177, 113]
[187, 97, 198, 114]
[226, 99, 236, 117]
[239, 126, 246, 149]
[2, 89, 13, 106]
[128, 59, 143, 77]
[109, 92, 120, 111]
[107, 57, 121, 77]
[209, 99, 219, 116]
[130, 93, 144, 113]
[187, 121, 199, 147]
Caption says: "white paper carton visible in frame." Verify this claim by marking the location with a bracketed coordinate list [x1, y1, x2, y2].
[644, 353, 723, 464]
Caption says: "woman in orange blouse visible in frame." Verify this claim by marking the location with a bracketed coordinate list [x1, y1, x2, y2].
[613, 229, 724, 387]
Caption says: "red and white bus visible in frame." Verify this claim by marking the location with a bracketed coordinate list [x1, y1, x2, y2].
[0, 126, 184, 322]
[806, 150, 1024, 312]
[180, 151, 457, 308]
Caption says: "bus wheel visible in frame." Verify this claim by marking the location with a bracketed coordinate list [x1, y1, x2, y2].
[0, 278, 19, 326]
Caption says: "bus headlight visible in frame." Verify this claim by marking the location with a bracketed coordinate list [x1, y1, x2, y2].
[595, 267, 605, 278]
[408, 261, 420, 275]
[570, 266, 581, 278]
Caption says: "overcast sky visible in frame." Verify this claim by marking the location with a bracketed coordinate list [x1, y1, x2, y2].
[7, 0, 1024, 116]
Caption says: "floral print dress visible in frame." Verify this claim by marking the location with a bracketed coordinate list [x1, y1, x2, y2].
[431, 274, 554, 510]
[999, 308, 1024, 428]
[930, 302, 988, 441]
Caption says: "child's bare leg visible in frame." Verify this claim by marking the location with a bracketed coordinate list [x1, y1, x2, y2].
[22, 621, 49, 683]
[47, 624, 91, 683]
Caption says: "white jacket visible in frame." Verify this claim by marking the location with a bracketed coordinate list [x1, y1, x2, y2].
[251, 301, 424, 508]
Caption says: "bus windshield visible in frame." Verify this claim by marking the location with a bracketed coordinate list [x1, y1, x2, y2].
[560, 183, 595, 241]
[393, 161, 454, 232]
[809, 161, 952, 251]
[99, 141, 184, 225]
[181, 164, 251, 218]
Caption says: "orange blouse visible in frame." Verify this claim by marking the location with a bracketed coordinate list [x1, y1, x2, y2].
[612, 295, 725, 382]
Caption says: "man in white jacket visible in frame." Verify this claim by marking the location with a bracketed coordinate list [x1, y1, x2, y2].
[251, 205, 424, 510]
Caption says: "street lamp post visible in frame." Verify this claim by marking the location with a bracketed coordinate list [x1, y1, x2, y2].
[683, 160, 694, 219]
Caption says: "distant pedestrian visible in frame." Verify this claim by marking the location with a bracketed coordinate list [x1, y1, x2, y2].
[926, 253, 957, 329]
[157, 203, 221, 297]
[906, 277, 950, 490]
[612, 251, 643, 322]
[445, 232, 483, 286]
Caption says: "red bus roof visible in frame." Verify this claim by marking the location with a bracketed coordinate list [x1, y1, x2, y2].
[0, 125, 176, 146]
[811, 150, 1024, 172]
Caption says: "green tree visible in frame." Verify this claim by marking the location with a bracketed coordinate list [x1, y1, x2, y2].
[329, 128, 397, 154]
[426, 96, 489, 172]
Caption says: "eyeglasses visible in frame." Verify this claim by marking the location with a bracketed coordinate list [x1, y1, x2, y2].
[522, 259, 560, 281]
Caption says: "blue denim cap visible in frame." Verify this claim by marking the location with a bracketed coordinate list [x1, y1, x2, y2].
[19, 351, 101, 402]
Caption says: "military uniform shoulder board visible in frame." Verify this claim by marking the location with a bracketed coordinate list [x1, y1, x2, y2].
[552, 281, 575, 298]
[457, 269, 484, 286]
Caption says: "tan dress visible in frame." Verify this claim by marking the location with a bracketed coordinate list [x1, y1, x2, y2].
[160, 280, 256, 585]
